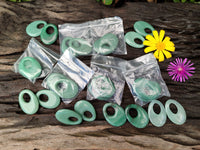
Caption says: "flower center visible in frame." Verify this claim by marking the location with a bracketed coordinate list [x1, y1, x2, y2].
[156, 42, 165, 51]
[178, 67, 183, 72]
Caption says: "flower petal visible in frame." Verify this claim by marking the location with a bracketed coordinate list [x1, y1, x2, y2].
[163, 36, 171, 44]
[145, 34, 156, 43]
[154, 50, 159, 59]
[144, 46, 156, 53]
[158, 51, 165, 62]
[143, 40, 154, 46]
[163, 50, 172, 59]
[159, 30, 165, 42]
[153, 30, 159, 41]
[165, 46, 175, 52]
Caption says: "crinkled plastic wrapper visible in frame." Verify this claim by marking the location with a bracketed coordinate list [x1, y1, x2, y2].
[59, 16, 127, 56]
[13, 38, 59, 83]
[42, 49, 94, 104]
[124, 53, 170, 106]
[87, 55, 126, 105]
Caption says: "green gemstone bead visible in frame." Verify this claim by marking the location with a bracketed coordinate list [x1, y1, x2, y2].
[134, 21, 155, 37]
[55, 109, 82, 125]
[94, 33, 118, 55]
[18, 57, 42, 80]
[40, 23, 58, 45]
[102, 0, 113, 5]
[46, 73, 79, 99]
[74, 100, 96, 122]
[61, 37, 73, 53]
[103, 103, 126, 127]
[125, 31, 145, 48]
[18, 89, 39, 115]
[125, 104, 149, 128]
[133, 78, 161, 102]
[26, 20, 47, 37]
[165, 99, 186, 125]
[68, 38, 92, 56]
[36, 89, 60, 109]
[88, 75, 116, 100]
[148, 100, 166, 127]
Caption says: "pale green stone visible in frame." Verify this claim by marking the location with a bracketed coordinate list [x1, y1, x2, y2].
[148, 100, 166, 127]
[26, 20, 47, 37]
[165, 99, 186, 125]
[18, 89, 39, 115]
[125, 31, 145, 48]
[36, 89, 60, 109]
[134, 21, 155, 37]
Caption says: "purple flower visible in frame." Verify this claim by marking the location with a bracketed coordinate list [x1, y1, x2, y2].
[167, 58, 195, 82]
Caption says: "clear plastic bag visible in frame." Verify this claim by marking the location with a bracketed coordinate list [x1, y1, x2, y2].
[124, 53, 170, 106]
[13, 38, 59, 83]
[87, 55, 126, 105]
[58, 16, 127, 56]
[42, 49, 94, 104]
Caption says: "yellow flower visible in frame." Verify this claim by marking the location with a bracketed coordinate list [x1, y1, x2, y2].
[143, 30, 175, 62]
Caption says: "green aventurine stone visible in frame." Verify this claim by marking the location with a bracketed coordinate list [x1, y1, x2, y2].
[134, 21, 155, 37]
[148, 100, 167, 127]
[55, 109, 82, 125]
[125, 104, 149, 128]
[26, 20, 47, 37]
[94, 33, 118, 55]
[40, 23, 58, 45]
[133, 78, 161, 102]
[88, 75, 116, 100]
[36, 89, 60, 109]
[103, 103, 126, 127]
[61, 37, 73, 53]
[165, 99, 186, 125]
[68, 38, 92, 56]
[18, 57, 42, 80]
[46, 73, 79, 99]
[125, 31, 145, 48]
[74, 100, 96, 122]
[18, 89, 39, 115]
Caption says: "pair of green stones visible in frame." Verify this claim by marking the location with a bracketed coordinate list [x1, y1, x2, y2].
[61, 33, 118, 56]
[19, 89, 60, 115]
[125, 21, 155, 48]
[46, 73, 79, 99]
[88, 75, 116, 101]
[55, 100, 96, 125]
[103, 103, 149, 128]
[26, 20, 58, 45]
[133, 78, 162, 102]
[148, 99, 186, 126]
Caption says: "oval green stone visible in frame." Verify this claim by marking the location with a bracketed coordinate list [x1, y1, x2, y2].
[61, 37, 73, 53]
[102, 0, 113, 5]
[74, 100, 96, 122]
[26, 20, 47, 37]
[125, 104, 149, 128]
[46, 73, 79, 99]
[36, 89, 60, 109]
[40, 23, 58, 45]
[68, 38, 92, 56]
[18, 89, 39, 115]
[88, 75, 116, 100]
[93, 33, 118, 55]
[165, 99, 186, 125]
[103, 103, 126, 127]
[125, 31, 145, 48]
[55, 109, 82, 125]
[148, 100, 166, 127]
[18, 57, 42, 80]
[134, 21, 155, 37]
[133, 78, 161, 102]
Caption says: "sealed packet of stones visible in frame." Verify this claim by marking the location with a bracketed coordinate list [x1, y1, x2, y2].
[123, 53, 170, 106]
[42, 49, 94, 104]
[58, 16, 127, 56]
[13, 38, 59, 83]
[87, 55, 126, 105]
